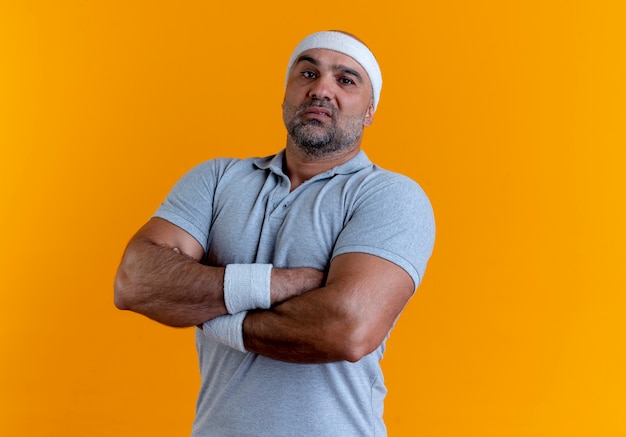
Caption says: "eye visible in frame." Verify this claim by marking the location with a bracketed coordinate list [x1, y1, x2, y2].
[302, 71, 317, 79]
[339, 77, 355, 85]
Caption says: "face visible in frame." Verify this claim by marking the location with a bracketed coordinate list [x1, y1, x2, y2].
[282, 49, 375, 158]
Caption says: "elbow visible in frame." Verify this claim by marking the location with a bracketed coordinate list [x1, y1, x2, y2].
[342, 348, 368, 364]
[333, 323, 381, 363]
[342, 340, 377, 364]
[113, 268, 135, 310]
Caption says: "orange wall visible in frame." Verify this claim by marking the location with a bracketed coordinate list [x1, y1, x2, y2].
[1, 1, 625, 436]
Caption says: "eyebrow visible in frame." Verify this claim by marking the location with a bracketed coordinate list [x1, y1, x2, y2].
[295, 55, 364, 84]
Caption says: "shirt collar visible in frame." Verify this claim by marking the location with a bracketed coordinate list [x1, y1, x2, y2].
[254, 149, 372, 179]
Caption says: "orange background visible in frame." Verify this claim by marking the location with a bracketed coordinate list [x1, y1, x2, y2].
[1, 1, 625, 436]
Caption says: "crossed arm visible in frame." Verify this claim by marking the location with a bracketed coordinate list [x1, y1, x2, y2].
[114, 217, 323, 327]
[243, 252, 414, 363]
[114, 217, 415, 363]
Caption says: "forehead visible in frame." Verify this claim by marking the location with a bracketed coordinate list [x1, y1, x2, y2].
[294, 49, 371, 84]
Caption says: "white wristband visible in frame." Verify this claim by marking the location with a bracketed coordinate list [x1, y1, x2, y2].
[224, 263, 272, 314]
[201, 312, 248, 353]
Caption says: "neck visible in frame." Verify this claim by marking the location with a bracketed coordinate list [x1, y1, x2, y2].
[284, 141, 361, 191]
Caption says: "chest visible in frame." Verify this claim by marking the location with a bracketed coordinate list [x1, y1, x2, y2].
[205, 171, 354, 269]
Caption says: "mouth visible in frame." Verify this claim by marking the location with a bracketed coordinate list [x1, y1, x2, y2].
[303, 106, 333, 121]
[304, 105, 333, 118]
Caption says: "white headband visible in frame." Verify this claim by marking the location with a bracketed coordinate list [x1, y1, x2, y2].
[285, 31, 383, 111]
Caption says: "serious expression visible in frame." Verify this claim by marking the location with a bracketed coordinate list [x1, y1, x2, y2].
[282, 49, 375, 158]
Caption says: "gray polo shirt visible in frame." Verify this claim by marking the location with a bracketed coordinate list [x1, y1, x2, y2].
[154, 149, 435, 437]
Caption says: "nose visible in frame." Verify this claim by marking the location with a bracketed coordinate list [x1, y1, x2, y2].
[308, 75, 334, 101]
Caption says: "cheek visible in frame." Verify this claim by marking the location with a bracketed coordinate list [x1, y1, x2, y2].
[282, 101, 299, 125]
[341, 96, 372, 116]
[284, 83, 306, 102]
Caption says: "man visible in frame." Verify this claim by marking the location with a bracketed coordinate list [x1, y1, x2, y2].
[114, 30, 435, 436]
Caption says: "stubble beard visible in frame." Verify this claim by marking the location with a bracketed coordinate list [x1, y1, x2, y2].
[284, 101, 365, 158]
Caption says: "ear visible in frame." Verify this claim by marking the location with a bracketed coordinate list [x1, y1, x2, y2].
[363, 102, 375, 127]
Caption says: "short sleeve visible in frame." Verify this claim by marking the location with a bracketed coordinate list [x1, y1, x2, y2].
[332, 173, 435, 289]
[153, 159, 230, 252]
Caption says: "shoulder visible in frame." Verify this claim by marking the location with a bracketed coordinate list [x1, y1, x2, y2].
[349, 165, 433, 213]
[178, 155, 268, 186]
[187, 157, 245, 176]
[336, 165, 436, 284]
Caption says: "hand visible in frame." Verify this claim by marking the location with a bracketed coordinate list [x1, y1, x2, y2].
[270, 267, 326, 305]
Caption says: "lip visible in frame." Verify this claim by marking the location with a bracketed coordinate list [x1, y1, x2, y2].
[304, 107, 332, 118]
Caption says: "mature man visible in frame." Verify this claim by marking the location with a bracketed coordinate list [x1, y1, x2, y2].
[114, 30, 435, 436]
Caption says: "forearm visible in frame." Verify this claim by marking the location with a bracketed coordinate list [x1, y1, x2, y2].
[243, 287, 376, 363]
[114, 219, 325, 328]
[114, 238, 227, 327]
[115, 248, 323, 327]
[242, 253, 415, 364]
